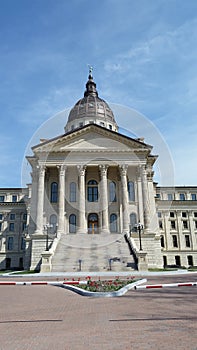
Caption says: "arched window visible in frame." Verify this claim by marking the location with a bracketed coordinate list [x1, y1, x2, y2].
[128, 181, 135, 202]
[87, 180, 98, 202]
[110, 213, 118, 233]
[69, 214, 76, 233]
[130, 213, 137, 231]
[109, 181, 116, 202]
[50, 214, 57, 234]
[51, 182, 58, 203]
[70, 182, 76, 202]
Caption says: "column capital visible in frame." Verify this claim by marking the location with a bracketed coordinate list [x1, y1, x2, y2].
[57, 164, 67, 175]
[99, 164, 108, 177]
[119, 164, 128, 176]
[37, 164, 46, 176]
[77, 165, 86, 176]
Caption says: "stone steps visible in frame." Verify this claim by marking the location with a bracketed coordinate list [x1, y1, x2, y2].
[51, 233, 137, 272]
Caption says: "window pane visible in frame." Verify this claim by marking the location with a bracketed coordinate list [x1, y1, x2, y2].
[51, 182, 58, 203]
[69, 214, 76, 233]
[70, 182, 76, 202]
[109, 182, 116, 202]
[12, 195, 17, 202]
[9, 223, 15, 231]
[0, 196, 5, 202]
[110, 214, 117, 232]
[161, 235, 165, 247]
[191, 194, 196, 201]
[128, 181, 135, 201]
[185, 235, 190, 247]
[172, 235, 178, 247]
[10, 213, 15, 220]
[180, 193, 185, 201]
[87, 180, 98, 202]
[130, 213, 137, 230]
[50, 214, 57, 234]
[187, 255, 193, 266]
[8, 237, 14, 250]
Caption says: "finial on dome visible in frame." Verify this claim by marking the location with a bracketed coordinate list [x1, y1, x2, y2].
[84, 65, 98, 97]
[88, 64, 93, 78]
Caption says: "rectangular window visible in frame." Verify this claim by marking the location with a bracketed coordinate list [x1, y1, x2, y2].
[175, 256, 181, 266]
[182, 212, 187, 218]
[194, 212, 197, 218]
[0, 196, 5, 202]
[172, 235, 178, 247]
[9, 223, 15, 232]
[183, 221, 188, 229]
[23, 213, 27, 220]
[10, 213, 15, 220]
[0, 222, 2, 231]
[160, 235, 165, 248]
[22, 222, 27, 231]
[185, 235, 191, 247]
[171, 221, 176, 229]
[167, 193, 173, 200]
[179, 193, 185, 201]
[8, 237, 14, 250]
[158, 212, 162, 218]
[187, 256, 193, 266]
[0, 213, 3, 220]
[21, 237, 26, 250]
[170, 212, 175, 218]
[12, 195, 17, 202]
[191, 194, 196, 201]
[195, 221, 197, 229]
[159, 220, 163, 229]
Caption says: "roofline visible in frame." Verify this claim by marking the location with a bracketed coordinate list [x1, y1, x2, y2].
[32, 123, 153, 150]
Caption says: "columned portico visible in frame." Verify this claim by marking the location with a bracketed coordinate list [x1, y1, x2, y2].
[27, 72, 165, 272]
[119, 164, 129, 232]
[57, 165, 66, 236]
[35, 165, 46, 234]
[77, 165, 87, 233]
[99, 165, 109, 233]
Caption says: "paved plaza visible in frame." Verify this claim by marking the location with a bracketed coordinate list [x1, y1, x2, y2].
[0, 273, 196, 350]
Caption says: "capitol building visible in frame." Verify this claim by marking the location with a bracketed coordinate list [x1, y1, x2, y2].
[0, 71, 197, 272]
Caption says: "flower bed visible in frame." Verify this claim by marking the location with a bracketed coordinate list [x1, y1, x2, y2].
[78, 276, 137, 292]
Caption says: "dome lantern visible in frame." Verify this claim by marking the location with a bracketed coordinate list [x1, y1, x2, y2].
[64, 69, 118, 133]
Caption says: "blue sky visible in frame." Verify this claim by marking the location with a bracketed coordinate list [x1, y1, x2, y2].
[1, 0, 197, 187]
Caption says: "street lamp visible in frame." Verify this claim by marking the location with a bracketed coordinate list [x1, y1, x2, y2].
[135, 222, 143, 251]
[43, 224, 53, 251]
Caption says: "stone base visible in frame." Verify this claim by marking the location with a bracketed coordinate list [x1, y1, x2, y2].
[136, 251, 148, 271]
[40, 251, 53, 272]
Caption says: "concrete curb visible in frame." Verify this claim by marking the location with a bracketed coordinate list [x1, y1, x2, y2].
[53, 278, 147, 297]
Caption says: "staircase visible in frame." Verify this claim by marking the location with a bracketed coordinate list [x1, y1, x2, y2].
[51, 233, 137, 272]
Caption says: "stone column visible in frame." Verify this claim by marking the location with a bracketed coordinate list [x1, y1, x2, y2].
[99, 165, 109, 233]
[119, 164, 129, 232]
[57, 165, 66, 236]
[35, 165, 46, 234]
[77, 165, 86, 233]
[141, 165, 150, 232]
[28, 166, 39, 234]
[137, 166, 144, 225]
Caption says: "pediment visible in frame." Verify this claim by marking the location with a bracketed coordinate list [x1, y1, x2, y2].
[32, 124, 152, 154]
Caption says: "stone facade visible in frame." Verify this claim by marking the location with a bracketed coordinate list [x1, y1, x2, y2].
[0, 73, 196, 271]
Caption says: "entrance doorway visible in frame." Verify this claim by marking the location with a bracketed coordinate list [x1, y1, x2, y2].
[88, 213, 98, 234]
